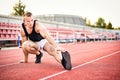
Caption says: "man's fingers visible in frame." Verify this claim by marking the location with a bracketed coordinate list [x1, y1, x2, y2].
[55, 47, 66, 52]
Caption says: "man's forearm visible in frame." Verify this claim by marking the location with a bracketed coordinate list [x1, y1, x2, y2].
[46, 36, 58, 48]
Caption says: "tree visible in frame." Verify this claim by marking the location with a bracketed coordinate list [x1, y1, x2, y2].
[86, 19, 91, 26]
[114, 27, 120, 30]
[95, 17, 106, 28]
[11, 0, 26, 16]
[106, 22, 113, 29]
[118, 27, 120, 30]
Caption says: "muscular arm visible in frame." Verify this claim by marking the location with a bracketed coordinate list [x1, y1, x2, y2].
[20, 26, 28, 44]
[36, 22, 57, 48]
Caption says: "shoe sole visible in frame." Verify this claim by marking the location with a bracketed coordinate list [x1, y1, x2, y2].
[62, 51, 72, 70]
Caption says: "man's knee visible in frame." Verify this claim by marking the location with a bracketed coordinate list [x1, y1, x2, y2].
[22, 41, 29, 48]
[22, 41, 32, 50]
[22, 41, 38, 52]
[22, 41, 29, 52]
[22, 41, 36, 48]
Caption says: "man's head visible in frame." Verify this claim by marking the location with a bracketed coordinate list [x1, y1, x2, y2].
[23, 12, 34, 28]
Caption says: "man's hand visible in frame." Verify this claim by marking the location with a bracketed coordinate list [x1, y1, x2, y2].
[55, 46, 65, 60]
[55, 46, 65, 52]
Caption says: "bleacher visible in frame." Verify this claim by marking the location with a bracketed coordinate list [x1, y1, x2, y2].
[0, 14, 120, 48]
[0, 22, 21, 40]
[0, 15, 22, 47]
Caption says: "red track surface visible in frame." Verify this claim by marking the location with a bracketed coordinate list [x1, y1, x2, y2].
[0, 41, 120, 80]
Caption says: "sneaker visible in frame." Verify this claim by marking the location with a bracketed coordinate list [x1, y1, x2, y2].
[35, 51, 43, 63]
[61, 51, 72, 70]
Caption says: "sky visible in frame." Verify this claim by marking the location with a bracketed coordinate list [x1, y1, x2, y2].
[0, 0, 120, 28]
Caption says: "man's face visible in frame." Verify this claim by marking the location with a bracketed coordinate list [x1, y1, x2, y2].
[24, 16, 34, 28]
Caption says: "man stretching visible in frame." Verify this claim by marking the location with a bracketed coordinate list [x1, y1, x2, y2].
[20, 12, 72, 70]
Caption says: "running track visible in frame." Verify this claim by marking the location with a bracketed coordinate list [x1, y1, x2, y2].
[0, 41, 120, 80]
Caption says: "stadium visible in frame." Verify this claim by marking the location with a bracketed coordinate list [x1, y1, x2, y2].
[1, 0, 120, 79]
[0, 13, 120, 80]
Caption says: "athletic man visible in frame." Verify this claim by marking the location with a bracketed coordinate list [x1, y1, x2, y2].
[20, 12, 72, 70]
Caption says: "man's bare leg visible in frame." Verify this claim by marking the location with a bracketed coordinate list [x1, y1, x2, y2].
[20, 40, 42, 63]
[43, 42, 72, 70]
[43, 42, 62, 63]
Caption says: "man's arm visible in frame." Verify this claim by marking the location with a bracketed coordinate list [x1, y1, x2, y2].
[36, 22, 58, 48]
[20, 27, 28, 44]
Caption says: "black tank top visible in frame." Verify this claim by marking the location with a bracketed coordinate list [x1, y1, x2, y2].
[22, 20, 44, 42]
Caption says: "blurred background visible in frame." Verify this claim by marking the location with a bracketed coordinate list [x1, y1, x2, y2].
[0, 0, 120, 48]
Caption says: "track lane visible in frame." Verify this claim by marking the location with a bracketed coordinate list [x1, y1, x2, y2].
[0, 41, 120, 80]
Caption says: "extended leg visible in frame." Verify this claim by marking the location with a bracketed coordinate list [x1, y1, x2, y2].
[43, 42, 72, 70]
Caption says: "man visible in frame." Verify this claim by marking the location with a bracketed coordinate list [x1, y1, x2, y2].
[20, 12, 72, 70]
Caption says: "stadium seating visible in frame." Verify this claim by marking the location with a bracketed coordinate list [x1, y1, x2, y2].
[0, 21, 117, 43]
[0, 17, 119, 46]
[0, 21, 21, 41]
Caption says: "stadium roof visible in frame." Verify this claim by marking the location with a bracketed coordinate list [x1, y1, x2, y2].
[35, 14, 87, 26]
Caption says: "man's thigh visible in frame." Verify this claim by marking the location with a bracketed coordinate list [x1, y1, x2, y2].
[43, 42, 54, 52]
[22, 40, 38, 51]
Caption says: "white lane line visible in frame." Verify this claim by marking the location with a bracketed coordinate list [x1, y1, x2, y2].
[0, 59, 34, 68]
[0, 55, 22, 59]
[0, 62, 19, 68]
[39, 50, 120, 80]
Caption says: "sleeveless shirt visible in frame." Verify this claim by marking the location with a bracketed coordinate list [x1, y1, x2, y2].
[22, 20, 44, 42]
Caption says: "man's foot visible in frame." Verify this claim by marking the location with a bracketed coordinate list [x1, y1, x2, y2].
[35, 51, 43, 63]
[61, 51, 72, 70]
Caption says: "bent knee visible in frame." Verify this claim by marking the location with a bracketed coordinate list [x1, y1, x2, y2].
[22, 41, 37, 47]
[22, 41, 38, 52]
[22, 41, 29, 48]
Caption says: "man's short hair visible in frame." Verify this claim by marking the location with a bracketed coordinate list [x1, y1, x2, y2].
[24, 12, 32, 17]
